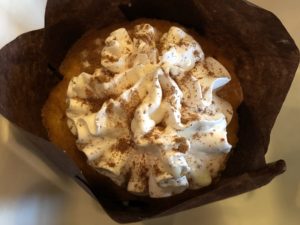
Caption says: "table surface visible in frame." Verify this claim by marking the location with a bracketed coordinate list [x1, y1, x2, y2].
[0, 0, 299, 225]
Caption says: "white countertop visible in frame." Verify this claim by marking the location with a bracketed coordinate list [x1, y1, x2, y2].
[0, 0, 299, 224]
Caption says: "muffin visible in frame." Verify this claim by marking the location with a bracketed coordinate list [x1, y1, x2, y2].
[42, 19, 243, 198]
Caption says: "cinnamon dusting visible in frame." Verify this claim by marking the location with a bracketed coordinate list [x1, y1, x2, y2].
[107, 162, 116, 167]
[116, 138, 133, 153]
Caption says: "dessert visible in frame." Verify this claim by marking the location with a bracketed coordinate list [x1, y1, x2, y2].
[1, 0, 298, 222]
[42, 19, 243, 198]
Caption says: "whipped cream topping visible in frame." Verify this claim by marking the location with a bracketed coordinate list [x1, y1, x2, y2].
[66, 24, 233, 198]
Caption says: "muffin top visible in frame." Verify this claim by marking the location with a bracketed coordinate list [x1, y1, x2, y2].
[65, 22, 234, 198]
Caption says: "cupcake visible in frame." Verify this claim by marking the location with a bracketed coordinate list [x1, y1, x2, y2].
[0, 0, 298, 223]
[42, 19, 243, 198]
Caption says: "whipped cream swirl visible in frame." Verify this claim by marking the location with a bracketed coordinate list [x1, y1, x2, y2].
[66, 24, 233, 197]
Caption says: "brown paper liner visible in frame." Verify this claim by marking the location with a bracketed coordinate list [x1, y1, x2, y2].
[0, 0, 299, 223]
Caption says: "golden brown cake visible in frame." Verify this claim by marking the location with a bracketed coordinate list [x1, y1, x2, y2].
[42, 19, 243, 198]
